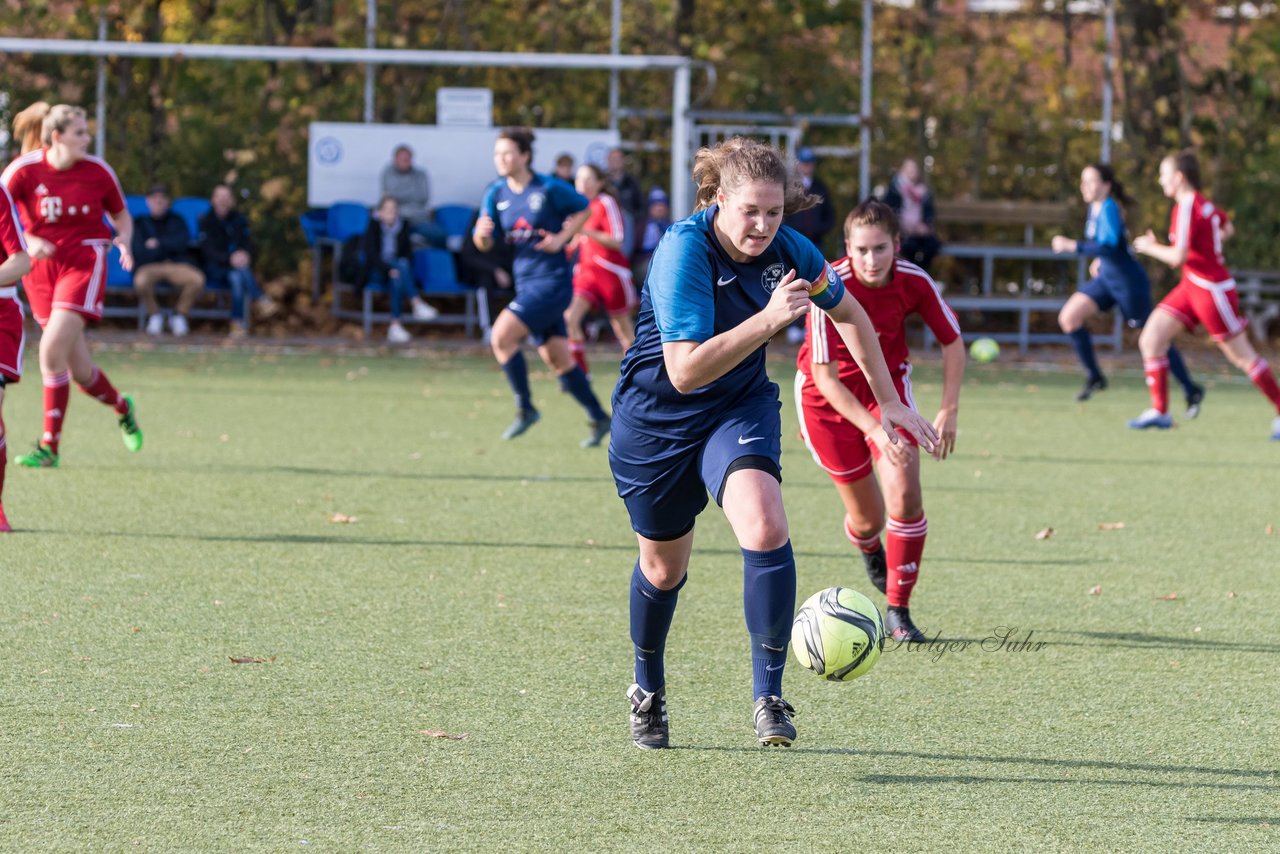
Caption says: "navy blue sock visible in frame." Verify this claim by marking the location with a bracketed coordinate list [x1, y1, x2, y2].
[1069, 327, 1103, 383]
[1167, 346, 1197, 396]
[500, 351, 533, 412]
[630, 562, 685, 693]
[558, 366, 607, 421]
[742, 541, 796, 700]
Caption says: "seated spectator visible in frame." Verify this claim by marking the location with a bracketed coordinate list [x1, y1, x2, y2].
[456, 209, 514, 293]
[356, 196, 439, 344]
[380, 144, 445, 248]
[632, 186, 672, 283]
[198, 184, 275, 338]
[554, 153, 576, 182]
[132, 183, 205, 337]
[883, 157, 942, 271]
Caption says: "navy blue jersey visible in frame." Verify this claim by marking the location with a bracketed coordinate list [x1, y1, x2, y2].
[479, 172, 589, 284]
[1079, 197, 1149, 291]
[612, 205, 845, 438]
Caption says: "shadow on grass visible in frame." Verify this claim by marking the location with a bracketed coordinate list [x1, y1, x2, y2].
[1184, 816, 1277, 826]
[971, 453, 1258, 472]
[1039, 629, 1280, 655]
[856, 772, 1275, 792]
[674, 745, 1278, 784]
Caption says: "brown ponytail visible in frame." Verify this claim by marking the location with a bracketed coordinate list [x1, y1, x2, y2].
[13, 101, 50, 154]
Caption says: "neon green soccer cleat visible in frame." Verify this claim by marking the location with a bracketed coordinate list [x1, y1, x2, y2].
[15, 443, 59, 468]
[119, 394, 143, 452]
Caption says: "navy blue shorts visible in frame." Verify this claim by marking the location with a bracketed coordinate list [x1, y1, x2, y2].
[1080, 276, 1152, 328]
[609, 394, 783, 541]
[508, 276, 571, 346]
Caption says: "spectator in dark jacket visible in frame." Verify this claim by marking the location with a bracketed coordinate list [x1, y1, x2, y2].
[605, 147, 642, 257]
[198, 184, 274, 338]
[355, 196, 439, 344]
[132, 183, 204, 337]
[882, 158, 941, 272]
[784, 147, 836, 343]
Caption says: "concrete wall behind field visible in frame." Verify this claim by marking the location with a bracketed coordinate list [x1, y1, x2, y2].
[307, 123, 621, 209]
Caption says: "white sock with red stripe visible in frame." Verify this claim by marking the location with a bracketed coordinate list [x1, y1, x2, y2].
[885, 514, 928, 608]
[843, 515, 882, 554]
[1246, 357, 1280, 414]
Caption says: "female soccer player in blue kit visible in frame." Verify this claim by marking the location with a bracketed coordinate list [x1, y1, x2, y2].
[473, 127, 611, 447]
[611, 138, 938, 749]
[1052, 163, 1203, 412]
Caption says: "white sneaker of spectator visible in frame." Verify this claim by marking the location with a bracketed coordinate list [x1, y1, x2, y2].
[410, 298, 439, 321]
[146, 313, 165, 336]
[170, 314, 190, 337]
[387, 321, 412, 344]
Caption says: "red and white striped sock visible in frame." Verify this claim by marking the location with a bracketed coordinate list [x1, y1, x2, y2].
[886, 514, 928, 608]
[42, 370, 71, 454]
[568, 340, 590, 376]
[77, 366, 128, 414]
[1143, 357, 1169, 414]
[843, 515, 882, 554]
[1246, 357, 1280, 414]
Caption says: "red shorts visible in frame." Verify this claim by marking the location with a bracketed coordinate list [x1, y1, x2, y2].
[573, 258, 636, 316]
[1155, 277, 1246, 342]
[0, 290, 25, 383]
[24, 240, 110, 327]
[793, 370, 917, 484]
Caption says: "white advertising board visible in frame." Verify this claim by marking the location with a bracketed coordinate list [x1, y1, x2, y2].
[307, 122, 621, 210]
[436, 87, 493, 127]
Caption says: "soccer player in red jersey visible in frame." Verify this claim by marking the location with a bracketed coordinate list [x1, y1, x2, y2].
[0, 104, 143, 467]
[1132, 149, 1280, 439]
[795, 200, 966, 642]
[0, 182, 32, 532]
[564, 163, 638, 376]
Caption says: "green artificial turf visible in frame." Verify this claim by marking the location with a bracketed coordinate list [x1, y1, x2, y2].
[1, 346, 1276, 851]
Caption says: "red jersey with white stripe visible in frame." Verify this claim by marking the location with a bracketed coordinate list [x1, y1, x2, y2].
[0, 182, 27, 262]
[0, 182, 28, 381]
[797, 257, 961, 391]
[1169, 191, 1232, 286]
[578, 194, 630, 271]
[0, 150, 125, 249]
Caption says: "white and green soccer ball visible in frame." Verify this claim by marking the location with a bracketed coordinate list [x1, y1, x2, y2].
[969, 336, 1001, 363]
[791, 587, 885, 682]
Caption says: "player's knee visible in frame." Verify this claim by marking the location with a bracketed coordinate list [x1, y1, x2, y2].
[735, 516, 790, 552]
[1057, 308, 1077, 333]
[640, 558, 687, 590]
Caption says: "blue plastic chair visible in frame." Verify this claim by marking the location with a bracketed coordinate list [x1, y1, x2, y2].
[103, 245, 146, 329]
[323, 201, 372, 313]
[299, 209, 328, 246]
[171, 196, 211, 241]
[410, 248, 491, 339]
[432, 205, 476, 252]
[125, 194, 150, 219]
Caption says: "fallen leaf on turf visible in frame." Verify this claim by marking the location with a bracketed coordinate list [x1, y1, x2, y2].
[419, 729, 468, 740]
[1225, 591, 1236, 599]
[1035, 527, 1054, 540]
[1088, 585, 1102, 595]
[1156, 592, 1179, 601]
[1097, 522, 1126, 530]
[1267, 524, 1274, 535]
[229, 656, 276, 664]
[329, 513, 358, 524]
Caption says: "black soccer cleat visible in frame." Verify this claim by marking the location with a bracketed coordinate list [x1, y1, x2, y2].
[581, 415, 611, 448]
[862, 544, 888, 595]
[753, 696, 797, 747]
[627, 683, 669, 750]
[1184, 385, 1206, 420]
[1075, 375, 1108, 402]
[500, 407, 541, 441]
[886, 606, 926, 643]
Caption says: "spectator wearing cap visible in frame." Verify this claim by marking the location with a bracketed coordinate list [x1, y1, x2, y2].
[882, 157, 941, 272]
[784, 147, 835, 343]
[632, 186, 672, 282]
[131, 183, 205, 337]
[380, 144, 445, 247]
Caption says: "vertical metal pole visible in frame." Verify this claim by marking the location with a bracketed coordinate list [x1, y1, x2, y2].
[95, 12, 107, 156]
[609, 0, 621, 131]
[858, 0, 873, 199]
[670, 63, 692, 218]
[364, 0, 376, 123]
[1101, 0, 1115, 161]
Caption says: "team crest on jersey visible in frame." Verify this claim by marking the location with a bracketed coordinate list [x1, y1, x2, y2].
[1201, 202, 1215, 217]
[761, 262, 787, 293]
[528, 192, 544, 212]
[35, 183, 48, 196]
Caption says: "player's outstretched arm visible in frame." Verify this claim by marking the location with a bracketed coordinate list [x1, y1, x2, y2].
[108, 208, 135, 272]
[932, 337, 966, 460]
[1133, 229, 1185, 269]
[811, 360, 910, 466]
[0, 250, 30, 287]
[826, 291, 938, 453]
